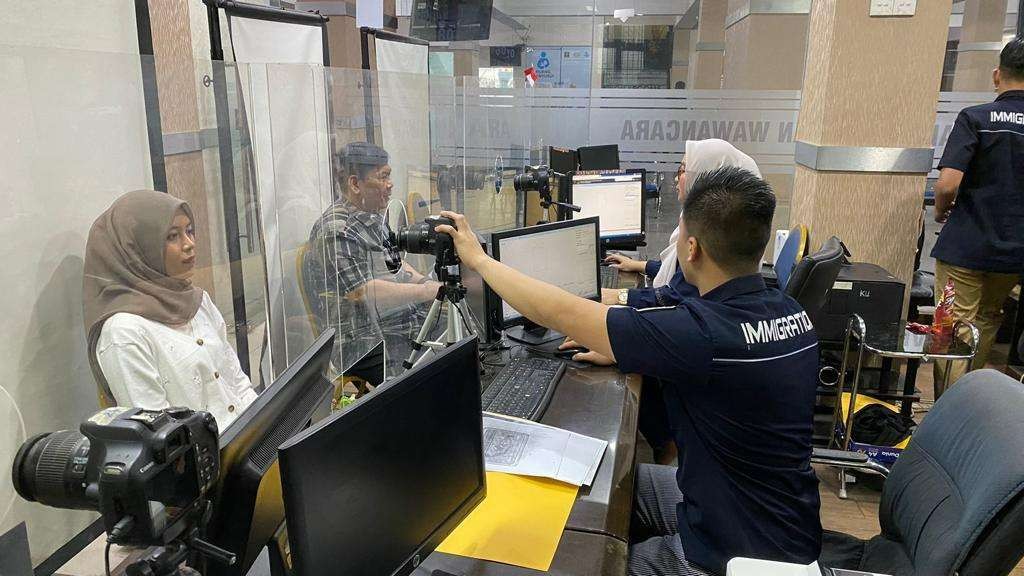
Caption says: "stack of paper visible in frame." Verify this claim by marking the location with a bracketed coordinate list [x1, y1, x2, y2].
[481, 414, 607, 487]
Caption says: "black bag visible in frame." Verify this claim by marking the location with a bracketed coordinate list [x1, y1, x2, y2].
[851, 404, 916, 447]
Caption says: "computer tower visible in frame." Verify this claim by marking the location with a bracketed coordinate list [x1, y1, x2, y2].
[811, 262, 905, 343]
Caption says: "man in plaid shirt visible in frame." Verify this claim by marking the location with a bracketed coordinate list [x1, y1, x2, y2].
[307, 142, 441, 376]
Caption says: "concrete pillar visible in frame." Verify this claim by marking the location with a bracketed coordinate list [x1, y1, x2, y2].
[689, 0, 727, 89]
[953, 0, 1008, 91]
[722, 0, 812, 246]
[722, 0, 810, 90]
[791, 0, 952, 293]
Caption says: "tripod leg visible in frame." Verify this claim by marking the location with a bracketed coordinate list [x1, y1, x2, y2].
[403, 296, 444, 370]
[448, 301, 463, 344]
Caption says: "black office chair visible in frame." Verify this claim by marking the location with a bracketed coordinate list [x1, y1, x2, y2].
[783, 235, 845, 318]
[815, 369, 1024, 576]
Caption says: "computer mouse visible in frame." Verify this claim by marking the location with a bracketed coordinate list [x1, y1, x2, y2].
[554, 347, 589, 359]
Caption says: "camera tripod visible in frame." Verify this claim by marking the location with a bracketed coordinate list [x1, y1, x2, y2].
[121, 502, 235, 576]
[403, 256, 481, 371]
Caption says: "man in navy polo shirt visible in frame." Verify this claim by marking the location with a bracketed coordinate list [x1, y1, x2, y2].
[931, 37, 1024, 392]
[436, 166, 822, 575]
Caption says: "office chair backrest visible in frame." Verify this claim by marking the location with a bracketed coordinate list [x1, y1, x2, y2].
[296, 242, 325, 335]
[774, 224, 809, 289]
[878, 369, 1024, 575]
[784, 235, 843, 317]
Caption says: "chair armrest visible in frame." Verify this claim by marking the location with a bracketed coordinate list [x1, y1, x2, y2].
[811, 448, 890, 478]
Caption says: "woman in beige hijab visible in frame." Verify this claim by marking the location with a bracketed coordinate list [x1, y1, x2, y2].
[83, 190, 256, 429]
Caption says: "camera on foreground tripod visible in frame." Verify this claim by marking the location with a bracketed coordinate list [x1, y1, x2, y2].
[13, 407, 236, 576]
[394, 215, 483, 370]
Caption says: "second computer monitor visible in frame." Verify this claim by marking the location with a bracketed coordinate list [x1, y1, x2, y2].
[570, 169, 646, 243]
[485, 217, 601, 338]
[549, 146, 579, 175]
[578, 144, 620, 170]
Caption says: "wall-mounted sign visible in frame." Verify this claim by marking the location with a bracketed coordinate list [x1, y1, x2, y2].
[490, 45, 523, 67]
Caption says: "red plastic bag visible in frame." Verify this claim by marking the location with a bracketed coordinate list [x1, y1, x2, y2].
[931, 278, 956, 337]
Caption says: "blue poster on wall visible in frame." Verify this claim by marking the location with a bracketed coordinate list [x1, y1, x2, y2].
[525, 46, 591, 88]
[525, 46, 561, 87]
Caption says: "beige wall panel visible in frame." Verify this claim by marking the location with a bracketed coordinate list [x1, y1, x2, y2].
[697, 0, 727, 44]
[802, 0, 951, 147]
[327, 15, 363, 69]
[953, 0, 1007, 91]
[793, 166, 923, 288]
[166, 152, 218, 297]
[794, 0, 837, 145]
[150, 0, 201, 134]
[952, 51, 1000, 91]
[961, 0, 1007, 40]
[690, 50, 725, 88]
[724, 15, 808, 90]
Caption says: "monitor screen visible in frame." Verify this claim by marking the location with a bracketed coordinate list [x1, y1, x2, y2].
[571, 171, 645, 239]
[549, 146, 578, 175]
[410, 0, 494, 42]
[278, 338, 485, 576]
[577, 144, 619, 170]
[490, 218, 601, 325]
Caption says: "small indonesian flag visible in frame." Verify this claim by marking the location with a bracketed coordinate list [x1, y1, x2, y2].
[524, 67, 538, 87]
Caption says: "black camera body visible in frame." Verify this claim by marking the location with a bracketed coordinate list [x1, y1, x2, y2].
[513, 164, 553, 196]
[14, 407, 219, 547]
[397, 215, 459, 267]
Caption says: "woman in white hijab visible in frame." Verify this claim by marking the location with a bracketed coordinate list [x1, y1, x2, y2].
[604, 139, 762, 308]
[563, 139, 763, 358]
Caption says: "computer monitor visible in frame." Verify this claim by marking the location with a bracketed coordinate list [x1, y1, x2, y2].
[484, 217, 601, 344]
[204, 329, 336, 576]
[278, 337, 486, 576]
[569, 169, 646, 245]
[410, 0, 493, 42]
[549, 146, 578, 175]
[577, 144, 620, 170]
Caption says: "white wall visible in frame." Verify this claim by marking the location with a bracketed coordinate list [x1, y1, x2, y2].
[0, 0, 154, 564]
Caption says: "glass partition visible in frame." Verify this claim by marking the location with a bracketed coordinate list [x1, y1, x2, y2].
[0, 50, 271, 568]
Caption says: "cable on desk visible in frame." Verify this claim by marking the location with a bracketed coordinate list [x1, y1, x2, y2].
[104, 542, 113, 576]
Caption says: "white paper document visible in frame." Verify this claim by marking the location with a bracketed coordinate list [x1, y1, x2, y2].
[482, 414, 608, 487]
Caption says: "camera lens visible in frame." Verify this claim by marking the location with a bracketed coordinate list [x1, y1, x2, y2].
[512, 172, 537, 193]
[396, 222, 434, 255]
[13, 430, 94, 510]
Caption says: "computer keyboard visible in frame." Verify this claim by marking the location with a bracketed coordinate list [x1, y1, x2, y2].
[600, 265, 620, 289]
[481, 356, 565, 421]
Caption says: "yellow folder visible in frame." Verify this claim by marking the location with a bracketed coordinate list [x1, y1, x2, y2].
[436, 471, 580, 571]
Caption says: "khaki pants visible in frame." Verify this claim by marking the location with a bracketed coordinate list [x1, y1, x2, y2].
[932, 261, 1019, 397]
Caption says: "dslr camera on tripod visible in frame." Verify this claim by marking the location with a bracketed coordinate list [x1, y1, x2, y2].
[396, 215, 458, 267]
[513, 165, 580, 222]
[13, 406, 236, 574]
[394, 215, 484, 369]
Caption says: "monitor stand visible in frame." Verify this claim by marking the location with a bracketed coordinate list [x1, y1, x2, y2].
[504, 321, 563, 346]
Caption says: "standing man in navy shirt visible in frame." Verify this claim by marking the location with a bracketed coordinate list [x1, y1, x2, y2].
[436, 166, 821, 575]
[932, 37, 1024, 392]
